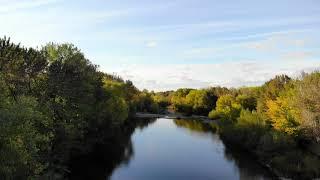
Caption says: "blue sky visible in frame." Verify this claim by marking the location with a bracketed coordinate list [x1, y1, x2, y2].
[1, 0, 320, 91]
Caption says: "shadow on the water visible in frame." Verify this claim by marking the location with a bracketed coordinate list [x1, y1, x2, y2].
[223, 144, 276, 180]
[67, 118, 157, 180]
[173, 119, 275, 180]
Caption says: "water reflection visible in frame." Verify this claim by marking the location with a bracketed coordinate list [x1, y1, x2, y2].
[173, 119, 217, 134]
[174, 119, 274, 180]
[110, 118, 274, 180]
[68, 118, 274, 180]
[68, 118, 156, 180]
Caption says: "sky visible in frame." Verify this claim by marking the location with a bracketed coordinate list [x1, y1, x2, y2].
[1, 0, 320, 91]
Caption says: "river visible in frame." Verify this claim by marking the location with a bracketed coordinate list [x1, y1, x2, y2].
[68, 118, 274, 179]
[108, 118, 274, 180]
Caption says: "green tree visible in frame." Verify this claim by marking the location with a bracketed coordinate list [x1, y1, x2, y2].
[0, 96, 52, 178]
[0, 37, 47, 100]
[214, 94, 242, 121]
[171, 88, 193, 114]
[185, 90, 212, 115]
[236, 94, 257, 111]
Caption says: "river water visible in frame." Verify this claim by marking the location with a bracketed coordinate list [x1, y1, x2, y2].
[108, 118, 273, 180]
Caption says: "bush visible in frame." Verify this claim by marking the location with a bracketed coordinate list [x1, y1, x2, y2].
[237, 109, 266, 128]
[233, 110, 267, 149]
[208, 110, 221, 119]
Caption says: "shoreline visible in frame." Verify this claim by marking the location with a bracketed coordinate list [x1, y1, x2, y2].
[135, 112, 213, 123]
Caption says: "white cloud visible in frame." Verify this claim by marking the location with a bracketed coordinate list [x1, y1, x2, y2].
[182, 47, 220, 59]
[146, 41, 158, 48]
[103, 60, 320, 91]
[281, 51, 314, 60]
[245, 34, 312, 52]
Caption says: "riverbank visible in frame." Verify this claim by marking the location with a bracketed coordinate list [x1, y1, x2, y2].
[135, 112, 213, 123]
[218, 123, 320, 179]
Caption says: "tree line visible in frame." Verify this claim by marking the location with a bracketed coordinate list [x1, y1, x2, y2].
[0, 37, 159, 179]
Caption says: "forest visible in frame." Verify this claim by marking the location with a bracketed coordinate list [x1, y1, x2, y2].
[1, 37, 320, 179]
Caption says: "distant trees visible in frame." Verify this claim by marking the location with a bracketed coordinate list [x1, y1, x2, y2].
[208, 92, 257, 121]
[152, 91, 173, 109]
[135, 90, 160, 114]
[185, 90, 212, 115]
[168, 87, 228, 116]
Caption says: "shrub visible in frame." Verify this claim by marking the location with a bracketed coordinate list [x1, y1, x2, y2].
[233, 110, 268, 149]
[208, 110, 221, 119]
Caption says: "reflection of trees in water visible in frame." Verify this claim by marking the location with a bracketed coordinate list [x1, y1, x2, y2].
[223, 144, 275, 180]
[67, 118, 273, 180]
[173, 119, 217, 134]
[134, 118, 157, 130]
[67, 118, 157, 180]
[174, 119, 273, 179]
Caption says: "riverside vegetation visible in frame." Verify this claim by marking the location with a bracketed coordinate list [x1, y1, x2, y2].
[1, 37, 320, 179]
[152, 74, 320, 179]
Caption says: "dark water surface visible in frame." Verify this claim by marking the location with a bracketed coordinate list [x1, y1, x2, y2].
[68, 118, 273, 180]
[108, 118, 273, 180]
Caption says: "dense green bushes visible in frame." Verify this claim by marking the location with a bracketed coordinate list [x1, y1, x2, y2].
[0, 96, 52, 178]
[134, 90, 160, 114]
[167, 87, 229, 116]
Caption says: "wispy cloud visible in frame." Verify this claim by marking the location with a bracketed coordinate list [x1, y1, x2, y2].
[0, 0, 60, 13]
[1, 0, 320, 90]
[281, 51, 314, 60]
[246, 34, 311, 52]
[105, 60, 320, 91]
